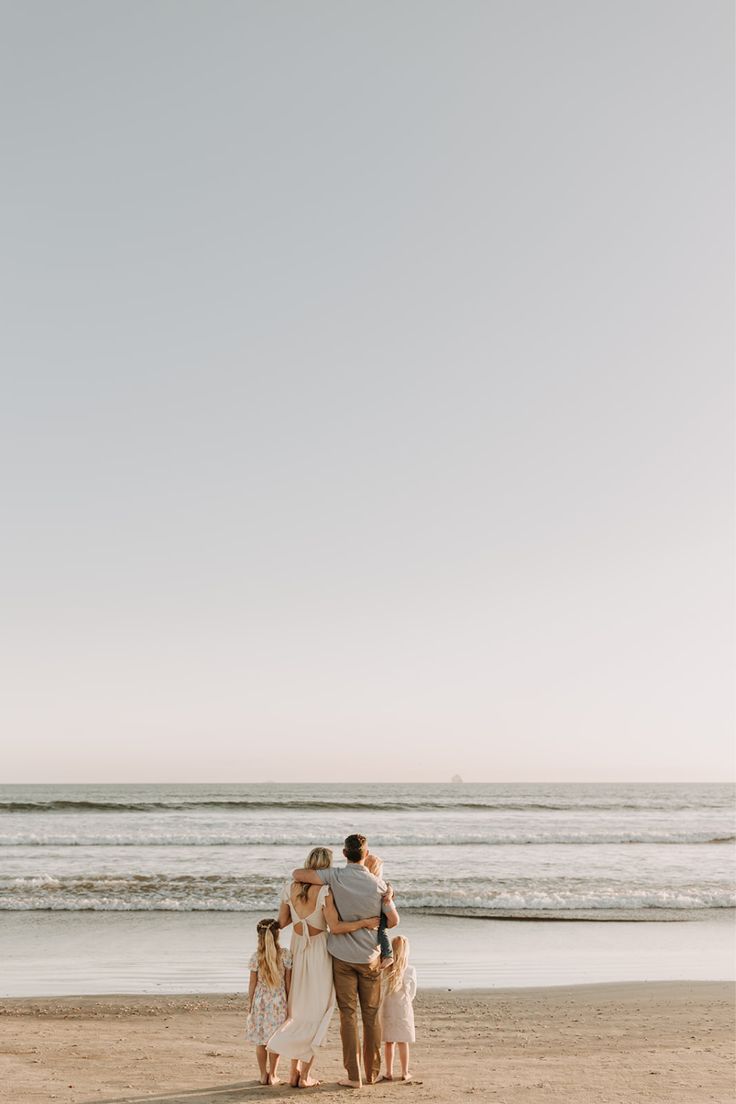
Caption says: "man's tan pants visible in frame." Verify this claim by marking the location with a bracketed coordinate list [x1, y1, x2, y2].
[332, 956, 382, 1084]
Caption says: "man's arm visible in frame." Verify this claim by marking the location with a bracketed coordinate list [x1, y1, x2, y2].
[291, 867, 323, 885]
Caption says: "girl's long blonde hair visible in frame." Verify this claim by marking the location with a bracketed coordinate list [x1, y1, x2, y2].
[256, 918, 283, 989]
[295, 846, 333, 904]
[385, 935, 410, 994]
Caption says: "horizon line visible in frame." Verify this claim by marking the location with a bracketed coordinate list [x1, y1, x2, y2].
[2, 779, 734, 787]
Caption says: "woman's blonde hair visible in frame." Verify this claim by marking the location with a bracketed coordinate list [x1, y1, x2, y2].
[385, 935, 410, 994]
[255, 918, 283, 989]
[296, 846, 333, 904]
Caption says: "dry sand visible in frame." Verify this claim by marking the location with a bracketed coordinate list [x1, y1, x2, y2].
[0, 982, 733, 1104]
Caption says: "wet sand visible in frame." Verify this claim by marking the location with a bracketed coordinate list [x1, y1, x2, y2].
[4, 910, 734, 996]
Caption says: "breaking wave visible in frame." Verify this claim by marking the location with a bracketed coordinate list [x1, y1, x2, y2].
[1, 873, 733, 913]
[0, 831, 733, 847]
[1, 796, 731, 814]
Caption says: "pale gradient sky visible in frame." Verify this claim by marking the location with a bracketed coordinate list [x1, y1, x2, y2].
[1, 1, 733, 783]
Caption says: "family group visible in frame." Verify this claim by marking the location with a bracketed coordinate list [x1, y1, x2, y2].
[245, 834, 417, 1087]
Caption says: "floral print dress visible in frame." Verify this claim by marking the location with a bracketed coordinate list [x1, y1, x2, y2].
[245, 949, 292, 1045]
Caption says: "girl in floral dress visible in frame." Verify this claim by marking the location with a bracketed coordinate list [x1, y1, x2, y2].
[246, 917, 292, 1085]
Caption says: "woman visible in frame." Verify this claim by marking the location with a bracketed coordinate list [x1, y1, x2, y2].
[267, 846, 379, 1088]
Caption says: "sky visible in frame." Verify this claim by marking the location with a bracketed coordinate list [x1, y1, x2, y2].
[0, 1, 733, 784]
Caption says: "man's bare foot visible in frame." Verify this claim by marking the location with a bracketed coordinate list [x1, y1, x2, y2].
[338, 1079, 361, 1088]
[299, 1077, 321, 1087]
[269, 1075, 282, 1086]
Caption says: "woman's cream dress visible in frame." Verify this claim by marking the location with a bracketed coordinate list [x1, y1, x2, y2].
[267, 882, 335, 1062]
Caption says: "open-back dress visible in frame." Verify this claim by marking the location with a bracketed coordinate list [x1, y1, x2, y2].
[267, 882, 336, 1062]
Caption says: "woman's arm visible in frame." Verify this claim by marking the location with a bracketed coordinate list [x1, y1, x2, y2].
[324, 891, 379, 934]
[248, 970, 258, 1011]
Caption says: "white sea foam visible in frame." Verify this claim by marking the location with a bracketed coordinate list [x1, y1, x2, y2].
[2, 873, 734, 913]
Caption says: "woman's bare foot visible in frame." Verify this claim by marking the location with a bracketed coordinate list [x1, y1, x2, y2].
[401, 1073, 413, 1082]
[376, 1074, 393, 1082]
[259, 1075, 269, 1085]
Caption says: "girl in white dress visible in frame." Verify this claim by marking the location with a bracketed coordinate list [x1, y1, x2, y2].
[267, 846, 380, 1088]
[380, 936, 417, 1082]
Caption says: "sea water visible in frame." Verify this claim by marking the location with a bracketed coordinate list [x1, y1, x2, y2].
[1, 782, 734, 994]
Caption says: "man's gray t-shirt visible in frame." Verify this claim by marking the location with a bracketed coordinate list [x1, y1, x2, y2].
[318, 863, 387, 963]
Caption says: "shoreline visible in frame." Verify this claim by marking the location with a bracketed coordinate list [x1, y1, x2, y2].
[0, 978, 732, 1006]
[6, 906, 734, 920]
[2, 982, 733, 1103]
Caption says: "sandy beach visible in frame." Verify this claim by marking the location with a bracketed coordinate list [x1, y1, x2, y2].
[1, 982, 733, 1104]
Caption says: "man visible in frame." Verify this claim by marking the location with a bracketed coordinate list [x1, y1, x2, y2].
[293, 833, 399, 1087]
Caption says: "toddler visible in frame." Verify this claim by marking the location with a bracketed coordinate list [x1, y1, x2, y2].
[364, 851, 394, 967]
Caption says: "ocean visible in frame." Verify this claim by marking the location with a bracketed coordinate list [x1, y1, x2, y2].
[1, 782, 734, 993]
